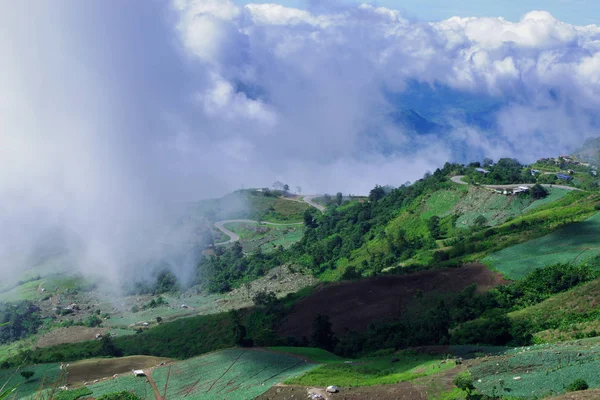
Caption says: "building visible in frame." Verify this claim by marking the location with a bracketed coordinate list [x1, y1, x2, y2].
[475, 168, 490, 174]
[557, 174, 573, 181]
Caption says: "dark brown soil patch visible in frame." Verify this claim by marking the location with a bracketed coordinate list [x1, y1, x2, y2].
[278, 264, 507, 338]
[66, 355, 170, 385]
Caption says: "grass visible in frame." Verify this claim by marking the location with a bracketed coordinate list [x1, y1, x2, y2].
[471, 342, 600, 398]
[484, 212, 600, 279]
[286, 353, 456, 387]
[150, 348, 316, 400]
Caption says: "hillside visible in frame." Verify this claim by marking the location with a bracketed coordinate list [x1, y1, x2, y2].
[4, 157, 600, 399]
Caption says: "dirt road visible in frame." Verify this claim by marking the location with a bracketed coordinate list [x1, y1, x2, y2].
[451, 175, 582, 191]
[302, 195, 326, 213]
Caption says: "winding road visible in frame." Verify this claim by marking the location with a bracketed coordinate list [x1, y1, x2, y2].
[214, 219, 303, 246]
[451, 175, 582, 191]
[301, 195, 326, 213]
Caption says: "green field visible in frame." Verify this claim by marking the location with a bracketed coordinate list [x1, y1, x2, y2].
[0, 363, 62, 400]
[472, 341, 600, 398]
[150, 349, 316, 400]
[286, 352, 455, 387]
[485, 212, 600, 279]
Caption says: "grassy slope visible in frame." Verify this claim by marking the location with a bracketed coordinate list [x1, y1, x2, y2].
[485, 212, 600, 279]
[286, 352, 456, 387]
[509, 278, 600, 342]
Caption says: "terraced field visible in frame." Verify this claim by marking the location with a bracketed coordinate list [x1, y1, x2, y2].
[150, 349, 316, 400]
[485, 212, 600, 279]
[472, 340, 600, 398]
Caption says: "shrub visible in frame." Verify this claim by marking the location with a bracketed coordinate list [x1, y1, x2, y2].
[97, 391, 142, 400]
[54, 387, 93, 400]
[454, 372, 475, 394]
[20, 371, 34, 381]
[566, 378, 589, 392]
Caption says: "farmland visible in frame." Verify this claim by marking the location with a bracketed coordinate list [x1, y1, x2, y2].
[472, 340, 600, 398]
[150, 348, 316, 400]
[485, 212, 600, 279]
[0, 363, 61, 400]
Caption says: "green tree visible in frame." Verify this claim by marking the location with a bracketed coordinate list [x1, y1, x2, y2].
[156, 316, 163, 324]
[427, 216, 441, 239]
[335, 192, 343, 206]
[567, 378, 589, 392]
[311, 314, 337, 351]
[97, 392, 142, 400]
[20, 371, 34, 382]
[530, 183, 548, 199]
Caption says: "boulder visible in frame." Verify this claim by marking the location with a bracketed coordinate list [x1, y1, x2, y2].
[326, 385, 338, 393]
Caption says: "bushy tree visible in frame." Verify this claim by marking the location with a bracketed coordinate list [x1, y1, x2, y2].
[566, 379, 589, 392]
[311, 314, 337, 351]
[20, 371, 34, 382]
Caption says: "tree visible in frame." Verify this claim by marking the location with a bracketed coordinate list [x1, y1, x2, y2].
[483, 158, 494, 167]
[311, 314, 337, 351]
[530, 183, 548, 200]
[156, 316, 163, 324]
[369, 185, 386, 202]
[427, 216, 441, 239]
[272, 181, 284, 191]
[283, 184, 290, 193]
[296, 186, 302, 194]
[567, 378, 589, 392]
[335, 192, 343, 206]
[20, 371, 34, 382]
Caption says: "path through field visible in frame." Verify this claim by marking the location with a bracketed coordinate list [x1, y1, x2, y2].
[146, 370, 164, 400]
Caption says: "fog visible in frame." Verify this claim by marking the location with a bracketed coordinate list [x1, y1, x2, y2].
[1, 1, 599, 287]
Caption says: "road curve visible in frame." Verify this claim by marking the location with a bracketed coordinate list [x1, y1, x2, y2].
[302, 195, 326, 213]
[214, 219, 303, 246]
[450, 175, 582, 191]
[213, 194, 325, 246]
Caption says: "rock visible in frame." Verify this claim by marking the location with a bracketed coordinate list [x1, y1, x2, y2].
[326, 385, 339, 393]
[513, 376, 521, 380]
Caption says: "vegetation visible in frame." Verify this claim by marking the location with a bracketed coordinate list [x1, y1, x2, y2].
[54, 387, 92, 400]
[566, 378, 589, 392]
[0, 301, 42, 344]
[286, 352, 454, 387]
[97, 392, 142, 400]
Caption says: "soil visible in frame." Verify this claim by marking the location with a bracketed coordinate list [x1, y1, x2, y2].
[66, 355, 171, 385]
[278, 264, 508, 338]
[551, 390, 600, 399]
[36, 326, 108, 348]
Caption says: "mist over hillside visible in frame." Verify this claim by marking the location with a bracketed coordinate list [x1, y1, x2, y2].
[2, 0, 600, 290]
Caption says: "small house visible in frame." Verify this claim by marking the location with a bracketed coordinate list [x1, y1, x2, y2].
[556, 174, 573, 181]
[133, 370, 146, 377]
[475, 168, 490, 174]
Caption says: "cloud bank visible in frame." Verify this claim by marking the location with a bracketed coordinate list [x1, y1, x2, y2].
[1, 1, 600, 285]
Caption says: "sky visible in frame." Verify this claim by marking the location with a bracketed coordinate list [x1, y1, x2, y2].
[1, 0, 600, 286]
[233, 0, 600, 25]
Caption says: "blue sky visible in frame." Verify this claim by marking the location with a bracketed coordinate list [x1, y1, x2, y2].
[233, 0, 600, 25]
